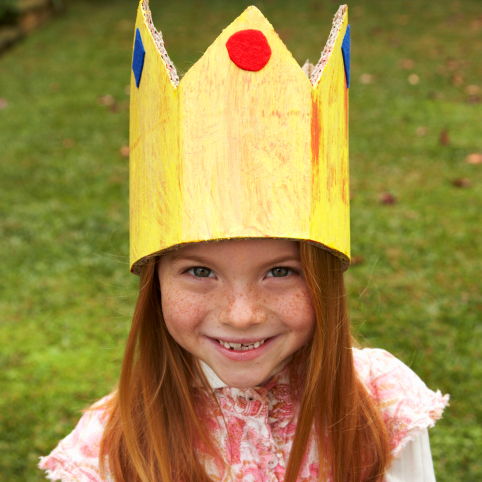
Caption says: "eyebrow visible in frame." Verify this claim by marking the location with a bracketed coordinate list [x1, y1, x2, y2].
[169, 253, 301, 267]
[260, 255, 301, 267]
[169, 254, 216, 265]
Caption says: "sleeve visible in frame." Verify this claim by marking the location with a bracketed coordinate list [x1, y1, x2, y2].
[384, 429, 436, 482]
[353, 348, 449, 457]
[38, 397, 113, 482]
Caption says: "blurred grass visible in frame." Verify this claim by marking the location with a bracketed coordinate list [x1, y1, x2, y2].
[0, 0, 481, 480]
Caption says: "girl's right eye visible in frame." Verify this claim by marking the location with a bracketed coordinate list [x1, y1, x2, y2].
[187, 267, 213, 278]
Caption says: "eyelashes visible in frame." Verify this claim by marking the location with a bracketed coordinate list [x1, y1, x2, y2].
[185, 266, 296, 279]
[187, 267, 213, 278]
[266, 267, 291, 278]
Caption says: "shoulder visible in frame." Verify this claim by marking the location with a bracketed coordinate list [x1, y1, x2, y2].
[38, 394, 115, 482]
[353, 348, 449, 457]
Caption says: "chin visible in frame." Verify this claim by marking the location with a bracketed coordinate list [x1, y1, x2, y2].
[219, 372, 270, 389]
[226, 381, 263, 389]
[229, 381, 260, 389]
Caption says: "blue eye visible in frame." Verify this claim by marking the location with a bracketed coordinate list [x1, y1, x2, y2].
[188, 267, 212, 278]
[268, 267, 290, 278]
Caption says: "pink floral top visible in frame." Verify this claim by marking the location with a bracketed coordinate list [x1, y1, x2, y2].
[39, 349, 449, 481]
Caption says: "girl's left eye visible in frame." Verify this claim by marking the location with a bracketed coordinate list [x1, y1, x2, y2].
[187, 267, 213, 278]
[267, 267, 292, 278]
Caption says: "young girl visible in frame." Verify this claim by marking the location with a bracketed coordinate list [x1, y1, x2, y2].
[39, 2, 448, 481]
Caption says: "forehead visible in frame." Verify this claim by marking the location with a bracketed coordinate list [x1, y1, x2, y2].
[165, 239, 300, 261]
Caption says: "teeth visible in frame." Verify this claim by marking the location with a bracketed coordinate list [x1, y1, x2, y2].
[217, 339, 267, 351]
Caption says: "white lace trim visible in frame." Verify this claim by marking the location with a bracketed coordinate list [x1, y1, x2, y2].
[141, 0, 179, 87]
[392, 390, 449, 458]
[310, 5, 347, 85]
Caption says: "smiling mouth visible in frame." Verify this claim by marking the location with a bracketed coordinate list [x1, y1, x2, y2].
[216, 339, 268, 351]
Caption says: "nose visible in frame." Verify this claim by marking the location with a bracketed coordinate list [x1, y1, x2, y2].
[218, 287, 266, 329]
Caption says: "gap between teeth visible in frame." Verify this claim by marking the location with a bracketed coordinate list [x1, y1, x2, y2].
[217, 340, 266, 351]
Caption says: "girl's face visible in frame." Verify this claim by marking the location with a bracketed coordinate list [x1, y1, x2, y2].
[157, 239, 315, 389]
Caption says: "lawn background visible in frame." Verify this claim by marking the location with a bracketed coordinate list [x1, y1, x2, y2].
[0, 0, 481, 480]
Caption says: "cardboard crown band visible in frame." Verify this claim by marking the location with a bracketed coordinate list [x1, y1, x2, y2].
[130, 0, 350, 274]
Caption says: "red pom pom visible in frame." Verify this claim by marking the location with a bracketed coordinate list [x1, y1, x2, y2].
[226, 29, 272, 71]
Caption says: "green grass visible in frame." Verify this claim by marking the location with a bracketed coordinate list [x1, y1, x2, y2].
[0, 0, 481, 480]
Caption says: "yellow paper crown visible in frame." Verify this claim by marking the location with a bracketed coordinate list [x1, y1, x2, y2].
[129, 0, 350, 274]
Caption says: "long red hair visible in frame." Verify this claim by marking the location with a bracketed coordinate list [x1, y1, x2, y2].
[99, 242, 391, 481]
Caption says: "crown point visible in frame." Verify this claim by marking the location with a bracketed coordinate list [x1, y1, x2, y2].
[226, 29, 272, 71]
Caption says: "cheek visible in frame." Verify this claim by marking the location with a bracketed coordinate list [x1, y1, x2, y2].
[272, 287, 316, 331]
[161, 284, 208, 334]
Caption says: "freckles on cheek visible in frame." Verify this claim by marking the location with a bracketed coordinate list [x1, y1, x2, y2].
[161, 288, 206, 330]
[275, 289, 315, 326]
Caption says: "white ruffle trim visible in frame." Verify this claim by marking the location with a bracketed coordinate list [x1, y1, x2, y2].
[392, 391, 449, 458]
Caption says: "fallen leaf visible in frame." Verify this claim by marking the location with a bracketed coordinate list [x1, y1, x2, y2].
[436, 65, 446, 75]
[452, 74, 463, 87]
[97, 95, 115, 106]
[120, 146, 130, 157]
[124, 85, 130, 96]
[360, 73, 374, 84]
[408, 73, 420, 85]
[379, 192, 397, 205]
[350, 256, 365, 266]
[416, 126, 428, 137]
[390, 37, 401, 47]
[465, 85, 480, 95]
[386, 247, 403, 261]
[446, 13, 462, 24]
[0, 98, 8, 109]
[466, 153, 482, 164]
[452, 178, 471, 188]
[428, 91, 443, 100]
[439, 129, 450, 146]
[405, 210, 419, 219]
[467, 95, 480, 104]
[470, 18, 482, 30]
[400, 58, 414, 69]
[446, 59, 458, 71]
[63, 138, 74, 148]
[20, 12, 41, 34]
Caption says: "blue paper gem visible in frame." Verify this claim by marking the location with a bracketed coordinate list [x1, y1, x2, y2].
[341, 25, 350, 88]
[132, 28, 146, 88]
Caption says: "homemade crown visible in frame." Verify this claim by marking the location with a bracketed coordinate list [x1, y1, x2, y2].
[129, 0, 351, 274]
